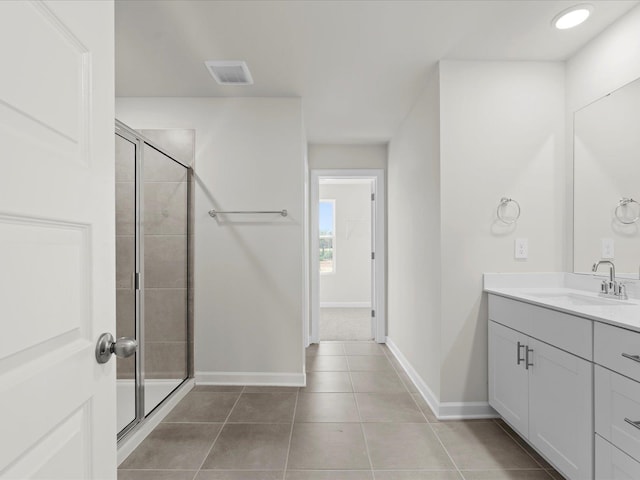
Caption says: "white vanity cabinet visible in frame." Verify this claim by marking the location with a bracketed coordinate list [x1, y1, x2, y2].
[488, 295, 593, 480]
[594, 322, 640, 477]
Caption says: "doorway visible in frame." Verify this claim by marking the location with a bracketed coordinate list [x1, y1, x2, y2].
[310, 169, 386, 344]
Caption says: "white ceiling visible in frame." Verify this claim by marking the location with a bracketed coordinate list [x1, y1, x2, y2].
[115, 0, 639, 143]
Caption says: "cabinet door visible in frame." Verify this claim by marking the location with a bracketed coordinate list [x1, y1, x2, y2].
[489, 321, 529, 436]
[529, 339, 593, 480]
[596, 434, 640, 480]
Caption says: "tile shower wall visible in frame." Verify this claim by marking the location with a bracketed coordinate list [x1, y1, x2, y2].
[114, 129, 195, 385]
[140, 131, 194, 382]
[115, 133, 136, 380]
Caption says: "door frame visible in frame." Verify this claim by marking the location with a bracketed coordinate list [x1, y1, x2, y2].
[310, 169, 386, 344]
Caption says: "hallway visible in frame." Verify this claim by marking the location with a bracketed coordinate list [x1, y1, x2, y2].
[119, 342, 563, 479]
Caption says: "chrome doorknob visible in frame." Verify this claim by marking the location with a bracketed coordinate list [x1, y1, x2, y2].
[95, 332, 138, 364]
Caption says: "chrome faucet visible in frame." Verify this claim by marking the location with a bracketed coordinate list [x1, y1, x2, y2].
[592, 260, 627, 300]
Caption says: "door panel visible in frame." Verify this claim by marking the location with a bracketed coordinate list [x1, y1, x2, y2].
[488, 321, 529, 436]
[0, 1, 115, 478]
[529, 338, 593, 480]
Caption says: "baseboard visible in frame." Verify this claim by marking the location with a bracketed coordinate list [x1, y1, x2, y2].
[385, 336, 497, 420]
[195, 371, 306, 387]
[117, 378, 194, 465]
[320, 302, 371, 308]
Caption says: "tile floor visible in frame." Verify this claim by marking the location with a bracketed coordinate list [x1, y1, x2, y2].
[119, 341, 565, 480]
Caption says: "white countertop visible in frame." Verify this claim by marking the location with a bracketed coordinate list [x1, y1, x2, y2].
[484, 273, 640, 333]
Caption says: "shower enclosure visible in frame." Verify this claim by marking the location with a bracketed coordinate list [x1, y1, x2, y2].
[115, 120, 193, 441]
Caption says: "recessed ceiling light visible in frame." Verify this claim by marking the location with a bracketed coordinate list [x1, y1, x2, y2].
[205, 60, 253, 85]
[552, 4, 593, 30]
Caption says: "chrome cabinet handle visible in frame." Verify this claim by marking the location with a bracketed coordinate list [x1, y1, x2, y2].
[95, 332, 138, 364]
[525, 347, 534, 370]
[517, 342, 525, 365]
[625, 418, 640, 430]
[622, 353, 640, 363]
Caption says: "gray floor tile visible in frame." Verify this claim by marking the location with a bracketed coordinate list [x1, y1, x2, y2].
[432, 422, 540, 470]
[195, 472, 283, 480]
[162, 392, 240, 423]
[306, 355, 349, 371]
[373, 472, 462, 480]
[398, 371, 419, 392]
[227, 392, 297, 423]
[343, 342, 385, 355]
[201, 423, 291, 470]
[286, 471, 373, 479]
[411, 393, 439, 422]
[460, 471, 554, 480]
[306, 343, 345, 356]
[363, 423, 454, 470]
[301, 372, 353, 392]
[347, 355, 394, 372]
[120, 423, 222, 470]
[118, 471, 196, 480]
[356, 393, 426, 422]
[243, 386, 300, 393]
[545, 469, 567, 480]
[295, 393, 360, 422]
[193, 385, 244, 393]
[351, 371, 407, 393]
[494, 419, 553, 469]
[287, 423, 370, 470]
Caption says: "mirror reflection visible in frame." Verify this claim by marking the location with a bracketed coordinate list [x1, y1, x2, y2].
[574, 76, 640, 277]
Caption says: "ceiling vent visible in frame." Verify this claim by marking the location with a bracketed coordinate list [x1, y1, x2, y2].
[205, 60, 253, 85]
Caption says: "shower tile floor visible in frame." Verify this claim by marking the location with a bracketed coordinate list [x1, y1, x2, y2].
[119, 341, 565, 480]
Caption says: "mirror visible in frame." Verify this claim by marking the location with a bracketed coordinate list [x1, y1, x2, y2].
[574, 77, 640, 277]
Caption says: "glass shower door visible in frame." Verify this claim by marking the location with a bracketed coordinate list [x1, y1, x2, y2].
[115, 132, 138, 435]
[141, 142, 189, 415]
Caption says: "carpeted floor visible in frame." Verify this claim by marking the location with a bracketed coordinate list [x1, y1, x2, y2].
[320, 307, 373, 341]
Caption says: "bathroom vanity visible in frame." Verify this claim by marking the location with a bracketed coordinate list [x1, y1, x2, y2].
[485, 273, 640, 480]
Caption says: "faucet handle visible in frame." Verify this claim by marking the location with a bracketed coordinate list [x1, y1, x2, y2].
[601, 280, 609, 294]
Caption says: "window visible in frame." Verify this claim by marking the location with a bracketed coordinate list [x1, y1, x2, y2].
[319, 199, 335, 274]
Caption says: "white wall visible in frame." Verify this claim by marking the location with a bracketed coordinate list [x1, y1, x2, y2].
[387, 68, 442, 401]
[388, 60, 565, 413]
[319, 183, 371, 306]
[116, 97, 305, 384]
[565, 4, 640, 272]
[309, 144, 387, 170]
[439, 60, 565, 403]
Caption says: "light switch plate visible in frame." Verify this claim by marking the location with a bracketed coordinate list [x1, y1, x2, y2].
[602, 238, 615, 259]
[515, 238, 528, 259]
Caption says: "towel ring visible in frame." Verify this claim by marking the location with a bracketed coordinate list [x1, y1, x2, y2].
[497, 197, 520, 225]
[615, 197, 640, 224]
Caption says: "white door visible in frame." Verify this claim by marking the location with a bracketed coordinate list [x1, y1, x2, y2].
[529, 338, 593, 480]
[0, 1, 115, 479]
[488, 321, 529, 436]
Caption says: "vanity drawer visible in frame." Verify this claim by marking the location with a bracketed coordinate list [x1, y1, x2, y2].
[595, 322, 640, 383]
[488, 295, 532, 333]
[596, 434, 640, 480]
[595, 365, 640, 461]
[488, 295, 592, 360]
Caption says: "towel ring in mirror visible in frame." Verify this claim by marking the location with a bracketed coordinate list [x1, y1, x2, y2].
[497, 197, 520, 225]
[615, 197, 640, 224]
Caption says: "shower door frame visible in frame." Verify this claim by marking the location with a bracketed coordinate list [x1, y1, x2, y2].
[115, 120, 193, 443]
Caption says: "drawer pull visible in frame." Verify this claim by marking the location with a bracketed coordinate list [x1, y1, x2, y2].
[517, 342, 525, 365]
[624, 418, 640, 430]
[622, 353, 640, 363]
[525, 347, 534, 370]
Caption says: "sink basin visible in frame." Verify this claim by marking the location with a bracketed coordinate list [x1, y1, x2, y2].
[526, 291, 632, 307]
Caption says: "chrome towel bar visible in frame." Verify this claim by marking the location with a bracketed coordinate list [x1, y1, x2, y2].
[208, 209, 288, 218]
